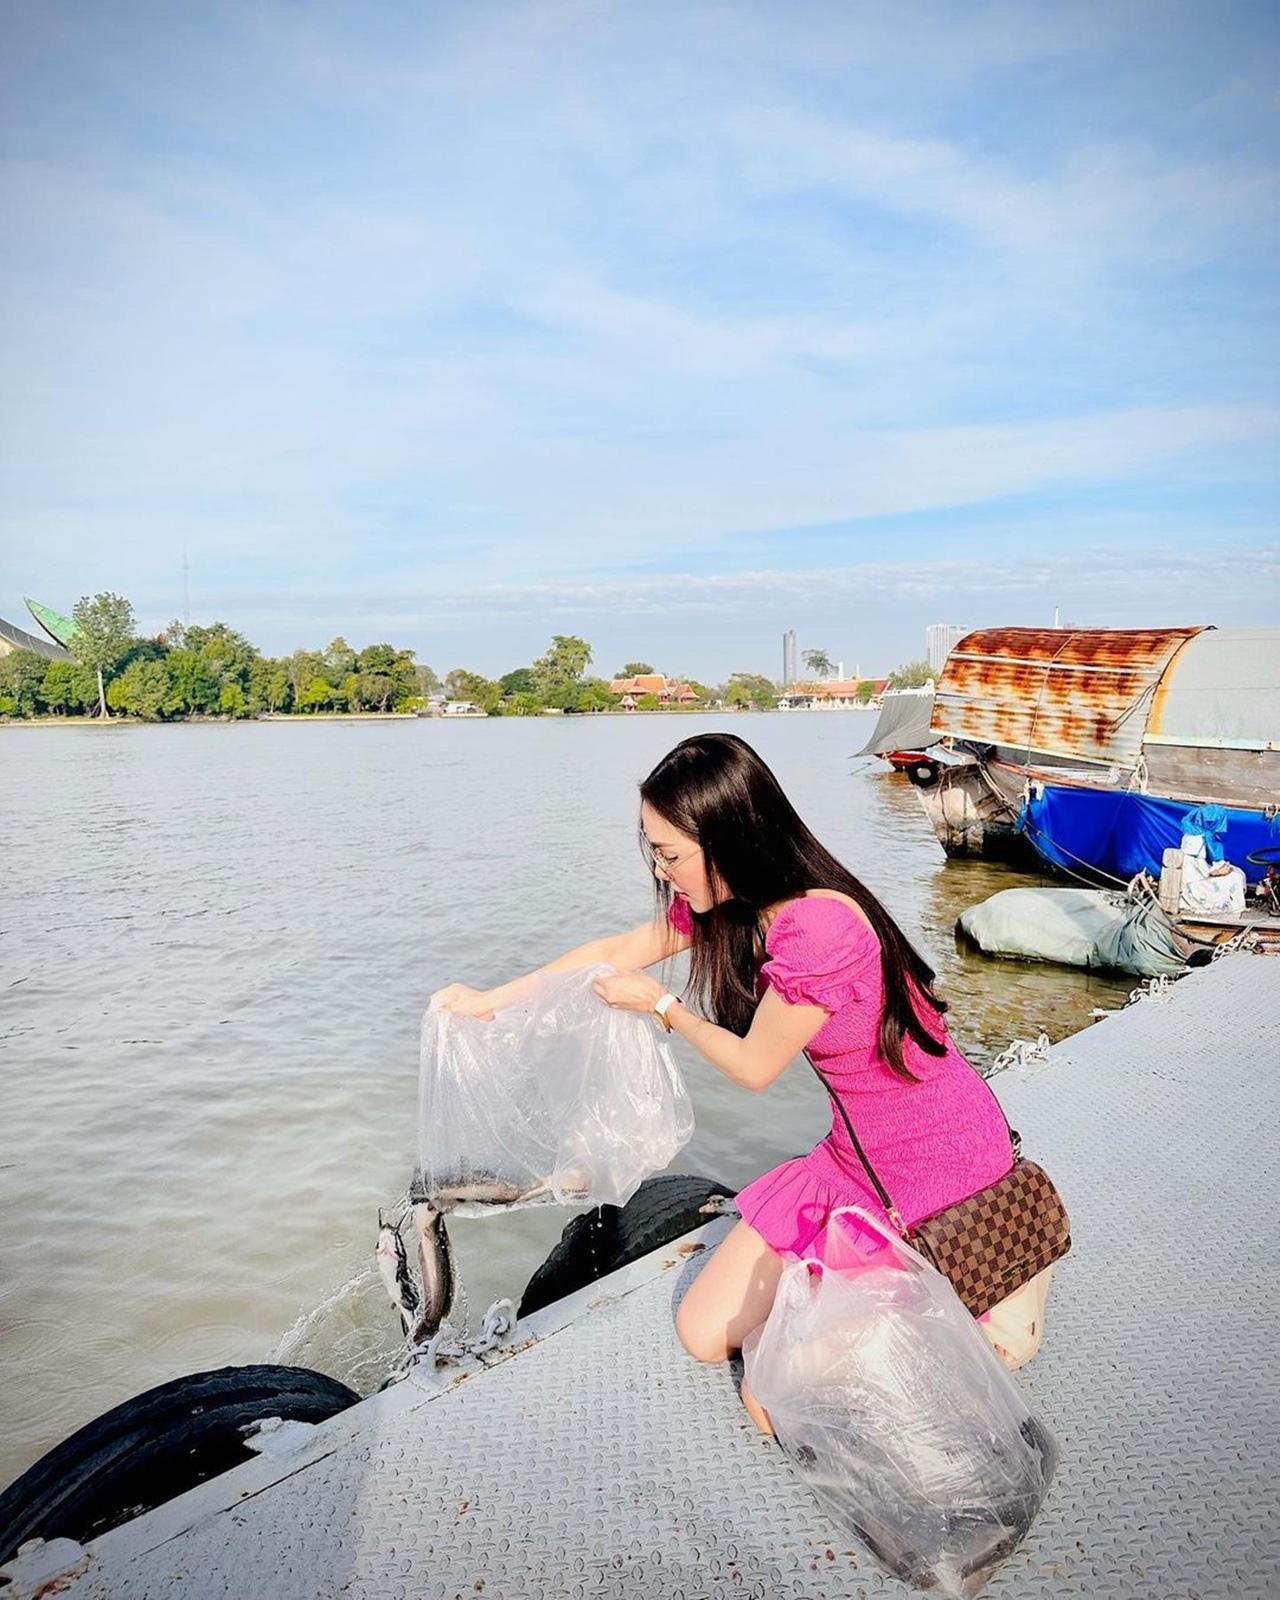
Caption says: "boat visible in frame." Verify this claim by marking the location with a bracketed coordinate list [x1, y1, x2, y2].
[907, 626, 1280, 890]
[854, 684, 936, 774]
[884, 748, 933, 773]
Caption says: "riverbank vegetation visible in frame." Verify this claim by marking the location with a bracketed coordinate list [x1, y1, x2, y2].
[0, 593, 816, 722]
[887, 659, 933, 688]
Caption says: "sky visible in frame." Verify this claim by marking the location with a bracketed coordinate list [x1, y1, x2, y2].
[1, 0, 1277, 682]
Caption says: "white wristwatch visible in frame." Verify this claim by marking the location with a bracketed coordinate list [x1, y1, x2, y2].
[653, 992, 680, 1033]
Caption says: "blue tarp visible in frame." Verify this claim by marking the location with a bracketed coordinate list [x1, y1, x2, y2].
[1018, 784, 1279, 883]
[1179, 804, 1228, 861]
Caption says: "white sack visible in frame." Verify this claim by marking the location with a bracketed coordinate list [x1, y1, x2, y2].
[1178, 834, 1247, 915]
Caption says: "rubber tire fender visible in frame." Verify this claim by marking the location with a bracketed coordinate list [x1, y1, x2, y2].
[906, 759, 942, 789]
[518, 1173, 736, 1319]
[0, 1363, 359, 1563]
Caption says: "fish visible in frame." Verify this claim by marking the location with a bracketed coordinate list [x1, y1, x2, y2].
[422, 1168, 591, 1212]
[430, 1177, 553, 1211]
[375, 1209, 420, 1337]
[409, 1203, 457, 1346]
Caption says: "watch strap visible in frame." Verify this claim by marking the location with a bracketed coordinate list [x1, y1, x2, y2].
[653, 992, 680, 1030]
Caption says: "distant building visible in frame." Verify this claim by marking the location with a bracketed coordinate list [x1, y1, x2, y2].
[0, 614, 71, 661]
[780, 677, 888, 710]
[0, 595, 79, 661]
[608, 673, 700, 710]
[926, 623, 967, 675]
[782, 629, 797, 687]
[26, 598, 80, 650]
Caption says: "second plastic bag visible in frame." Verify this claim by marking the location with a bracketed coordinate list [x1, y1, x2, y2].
[743, 1206, 1058, 1598]
[418, 965, 694, 1215]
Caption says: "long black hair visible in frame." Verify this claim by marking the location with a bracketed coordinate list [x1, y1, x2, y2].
[640, 732, 946, 1081]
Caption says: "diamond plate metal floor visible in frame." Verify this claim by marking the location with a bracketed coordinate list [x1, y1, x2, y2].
[6, 954, 1279, 1599]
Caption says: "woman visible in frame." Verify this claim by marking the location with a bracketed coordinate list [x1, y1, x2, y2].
[431, 733, 1046, 1434]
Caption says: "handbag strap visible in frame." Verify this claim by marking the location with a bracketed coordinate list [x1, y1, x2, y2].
[807, 1058, 906, 1229]
[805, 1054, 1021, 1235]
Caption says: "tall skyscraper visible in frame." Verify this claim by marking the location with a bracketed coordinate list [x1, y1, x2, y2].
[782, 629, 798, 685]
[926, 623, 967, 675]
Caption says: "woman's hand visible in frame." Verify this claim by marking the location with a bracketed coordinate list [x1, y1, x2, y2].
[592, 971, 665, 1014]
[429, 982, 496, 1020]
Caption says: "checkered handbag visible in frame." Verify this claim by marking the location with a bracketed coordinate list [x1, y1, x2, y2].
[810, 1061, 1071, 1319]
[901, 1157, 1071, 1318]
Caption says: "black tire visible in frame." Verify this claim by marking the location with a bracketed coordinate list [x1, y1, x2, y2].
[518, 1173, 736, 1319]
[906, 759, 941, 789]
[0, 1364, 359, 1562]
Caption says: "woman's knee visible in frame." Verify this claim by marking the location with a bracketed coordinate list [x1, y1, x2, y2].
[674, 1219, 783, 1363]
[674, 1295, 731, 1363]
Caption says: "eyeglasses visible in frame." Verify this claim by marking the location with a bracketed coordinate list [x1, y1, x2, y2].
[642, 838, 700, 875]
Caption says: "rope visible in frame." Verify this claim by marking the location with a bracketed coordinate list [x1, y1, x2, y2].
[974, 759, 1020, 817]
[1022, 633, 1075, 765]
[1017, 812, 1134, 890]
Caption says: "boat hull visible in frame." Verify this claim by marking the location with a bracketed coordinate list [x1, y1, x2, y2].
[906, 757, 1039, 864]
[1020, 781, 1279, 884]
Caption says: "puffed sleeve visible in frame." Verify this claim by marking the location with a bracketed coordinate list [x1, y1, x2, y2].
[667, 894, 693, 936]
[760, 898, 878, 1011]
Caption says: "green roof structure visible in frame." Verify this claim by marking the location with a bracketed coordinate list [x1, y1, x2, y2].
[25, 597, 80, 649]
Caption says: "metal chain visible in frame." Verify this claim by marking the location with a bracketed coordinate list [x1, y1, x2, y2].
[468, 1298, 518, 1355]
[1126, 973, 1174, 1006]
[990, 1033, 1052, 1072]
[1209, 927, 1263, 960]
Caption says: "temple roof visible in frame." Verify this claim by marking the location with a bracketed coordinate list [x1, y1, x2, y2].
[0, 614, 72, 660]
[25, 597, 80, 648]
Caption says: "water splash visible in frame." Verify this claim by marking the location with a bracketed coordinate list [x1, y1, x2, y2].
[269, 1264, 406, 1396]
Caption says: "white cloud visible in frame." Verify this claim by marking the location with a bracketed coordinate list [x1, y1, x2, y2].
[190, 541, 1277, 628]
[1, 0, 1275, 672]
[720, 107, 1278, 273]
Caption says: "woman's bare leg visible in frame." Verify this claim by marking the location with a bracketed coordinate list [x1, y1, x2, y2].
[739, 1375, 775, 1436]
[675, 1220, 784, 1435]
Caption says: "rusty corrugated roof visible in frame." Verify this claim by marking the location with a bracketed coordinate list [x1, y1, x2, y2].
[930, 626, 1206, 767]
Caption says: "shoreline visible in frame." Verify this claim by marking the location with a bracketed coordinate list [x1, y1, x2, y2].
[2, 711, 419, 727]
[0, 706, 846, 728]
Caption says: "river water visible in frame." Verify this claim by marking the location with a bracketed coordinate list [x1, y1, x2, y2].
[0, 713, 1131, 1485]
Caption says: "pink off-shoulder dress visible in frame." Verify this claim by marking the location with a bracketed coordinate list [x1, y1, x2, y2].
[668, 893, 1014, 1265]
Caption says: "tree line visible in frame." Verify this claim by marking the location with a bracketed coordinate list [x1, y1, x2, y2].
[0, 593, 931, 722]
[0, 595, 427, 721]
[0, 595, 793, 721]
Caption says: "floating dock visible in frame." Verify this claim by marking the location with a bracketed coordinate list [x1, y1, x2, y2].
[4, 953, 1278, 1599]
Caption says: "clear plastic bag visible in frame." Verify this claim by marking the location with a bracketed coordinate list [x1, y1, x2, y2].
[743, 1206, 1059, 1598]
[418, 966, 694, 1215]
